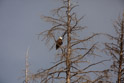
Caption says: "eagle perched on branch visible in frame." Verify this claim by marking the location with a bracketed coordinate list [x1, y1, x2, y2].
[56, 37, 63, 50]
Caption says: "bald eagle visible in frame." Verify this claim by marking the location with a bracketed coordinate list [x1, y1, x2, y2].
[56, 37, 63, 50]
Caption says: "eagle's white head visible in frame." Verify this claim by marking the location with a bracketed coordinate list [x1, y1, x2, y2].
[59, 36, 62, 40]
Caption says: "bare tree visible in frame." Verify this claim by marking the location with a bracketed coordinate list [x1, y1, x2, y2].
[31, 0, 110, 83]
[104, 11, 124, 83]
[25, 48, 29, 83]
[22, 48, 30, 83]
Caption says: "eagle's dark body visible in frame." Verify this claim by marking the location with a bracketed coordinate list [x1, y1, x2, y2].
[56, 38, 63, 50]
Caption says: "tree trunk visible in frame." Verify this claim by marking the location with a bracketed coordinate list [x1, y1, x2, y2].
[117, 15, 124, 83]
[66, 0, 71, 83]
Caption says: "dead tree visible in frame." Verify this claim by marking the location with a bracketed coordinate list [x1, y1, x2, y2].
[23, 48, 30, 83]
[104, 12, 124, 83]
[25, 49, 29, 83]
[31, 0, 110, 83]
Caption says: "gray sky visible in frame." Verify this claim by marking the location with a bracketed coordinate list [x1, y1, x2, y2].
[0, 0, 124, 83]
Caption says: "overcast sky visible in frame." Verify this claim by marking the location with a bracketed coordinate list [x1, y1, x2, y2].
[0, 0, 124, 83]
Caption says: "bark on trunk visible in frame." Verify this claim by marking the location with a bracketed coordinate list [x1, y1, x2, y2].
[66, 0, 71, 83]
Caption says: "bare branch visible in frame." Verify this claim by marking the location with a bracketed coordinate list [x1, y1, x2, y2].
[83, 59, 110, 71]
[71, 33, 100, 47]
